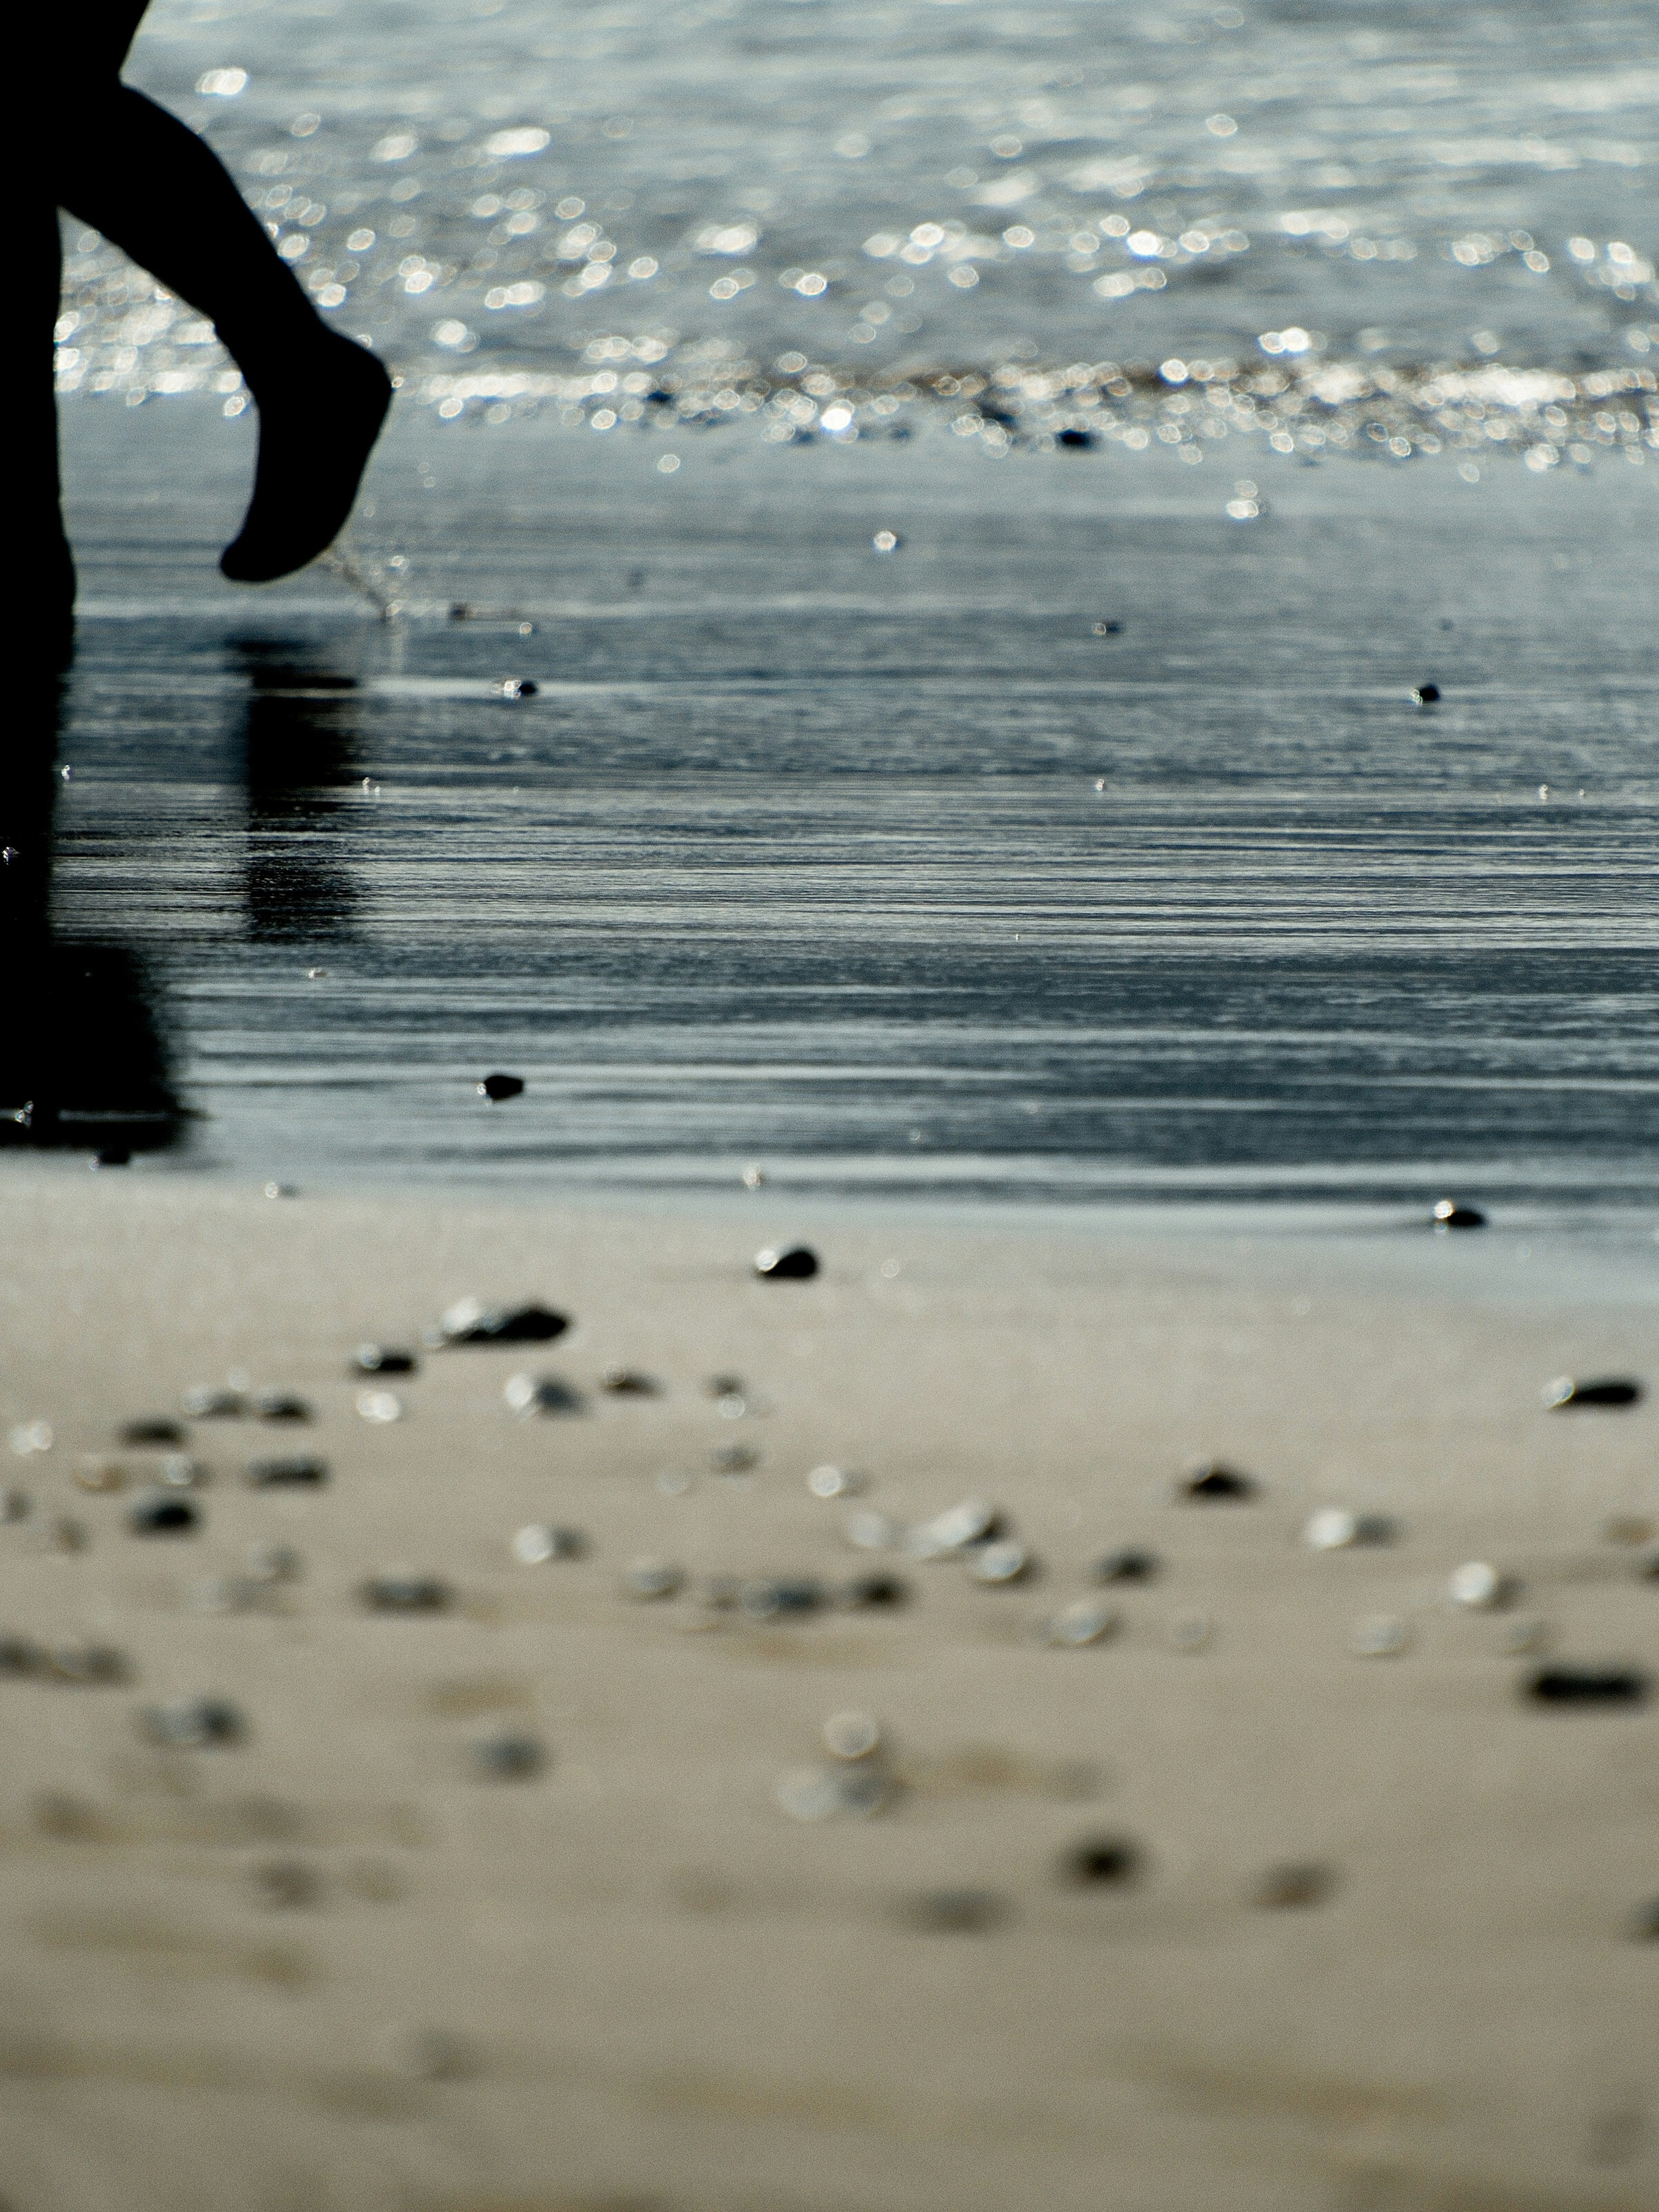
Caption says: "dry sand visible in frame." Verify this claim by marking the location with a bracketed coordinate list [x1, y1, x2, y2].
[0, 1170, 1656, 2212]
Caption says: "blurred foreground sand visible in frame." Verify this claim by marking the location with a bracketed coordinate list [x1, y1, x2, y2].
[0, 1174, 1655, 2212]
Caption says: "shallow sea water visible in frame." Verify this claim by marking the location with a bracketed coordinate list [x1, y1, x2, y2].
[20, 0, 1659, 1217]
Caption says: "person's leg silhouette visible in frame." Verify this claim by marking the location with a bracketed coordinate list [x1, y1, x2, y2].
[55, 6, 390, 588]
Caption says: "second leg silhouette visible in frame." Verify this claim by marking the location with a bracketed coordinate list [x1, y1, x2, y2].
[60, 55, 390, 581]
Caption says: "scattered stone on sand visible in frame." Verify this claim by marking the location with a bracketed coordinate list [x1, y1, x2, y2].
[8, 1420, 54, 1455]
[1166, 1614, 1213, 1653]
[42, 1515, 88, 1553]
[127, 1492, 200, 1537]
[503, 1373, 584, 1416]
[600, 1365, 658, 1395]
[1092, 1546, 1159, 1584]
[1044, 1599, 1119, 1648]
[753, 1243, 819, 1281]
[624, 1557, 685, 1600]
[903, 1888, 1009, 1933]
[120, 1418, 186, 1447]
[1092, 620, 1122, 635]
[246, 1541, 304, 1584]
[249, 1859, 321, 1910]
[1448, 1560, 1506, 1610]
[1526, 1665, 1650, 1707]
[511, 1522, 588, 1564]
[254, 1391, 311, 1423]
[0, 1635, 44, 1677]
[908, 1499, 1000, 1558]
[492, 677, 537, 701]
[739, 1576, 827, 1619]
[156, 1455, 207, 1489]
[1412, 682, 1441, 704]
[777, 1765, 891, 1821]
[139, 1694, 245, 1747]
[742, 1163, 766, 1188]
[245, 1455, 328, 1489]
[46, 1640, 128, 1685]
[807, 1464, 865, 1499]
[704, 1373, 744, 1399]
[1253, 1863, 1336, 1908]
[822, 1710, 881, 1760]
[74, 1458, 127, 1494]
[477, 1071, 525, 1101]
[190, 1576, 265, 1616]
[1350, 1614, 1410, 1657]
[0, 1486, 31, 1522]
[1061, 1837, 1141, 1886]
[1543, 1375, 1643, 1410]
[711, 1442, 760, 1474]
[841, 1572, 910, 1608]
[1602, 1515, 1656, 1548]
[1179, 1462, 1256, 1503]
[429, 1297, 569, 1347]
[1304, 1509, 1395, 1551]
[359, 1571, 454, 1614]
[182, 1385, 247, 1417]
[1639, 1554, 1659, 1585]
[1432, 1197, 1485, 1229]
[967, 1539, 1030, 1585]
[1056, 427, 1096, 448]
[356, 1389, 403, 1423]
[471, 1733, 546, 1780]
[353, 1344, 418, 1376]
[845, 1510, 902, 1552]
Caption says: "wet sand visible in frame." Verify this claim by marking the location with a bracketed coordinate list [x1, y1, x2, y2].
[1, 1169, 1656, 2211]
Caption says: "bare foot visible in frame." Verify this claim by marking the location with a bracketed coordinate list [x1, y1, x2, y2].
[220, 334, 392, 584]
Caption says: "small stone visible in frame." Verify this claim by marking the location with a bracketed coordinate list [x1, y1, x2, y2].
[92, 1148, 131, 1168]
[1448, 1560, 1504, 1610]
[477, 1071, 524, 1101]
[1092, 620, 1122, 635]
[244, 1456, 327, 1488]
[1412, 682, 1440, 704]
[599, 1365, 657, 1395]
[263, 1182, 297, 1199]
[0, 1486, 31, 1522]
[807, 1464, 864, 1499]
[8, 1420, 53, 1456]
[1167, 1614, 1213, 1653]
[1349, 1614, 1410, 1657]
[250, 1859, 321, 1909]
[190, 1577, 262, 1615]
[778, 1766, 890, 1821]
[909, 1500, 1000, 1558]
[624, 1557, 684, 1600]
[716, 1392, 748, 1418]
[0, 1635, 44, 1677]
[183, 1386, 247, 1418]
[1179, 1462, 1256, 1502]
[1544, 1376, 1643, 1410]
[1092, 1546, 1158, 1584]
[841, 1572, 910, 1608]
[742, 1163, 766, 1188]
[739, 1576, 826, 1619]
[46, 1640, 128, 1684]
[1526, 1665, 1649, 1707]
[512, 1522, 586, 1564]
[1304, 1509, 1395, 1551]
[1252, 1863, 1336, 1908]
[127, 1492, 201, 1537]
[121, 1418, 186, 1447]
[754, 1244, 818, 1281]
[42, 1515, 88, 1553]
[705, 1373, 745, 1399]
[1431, 1197, 1485, 1229]
[353, 1344, 417, 1376]
[430, 1297, 569, 1346]
[74, 1459, 127, 1494]
[1056, 427, 1096, 449]
[1602, 1515, 1656, 1548]
[359, 1571, 453, 1614]
[254, 1391, 311, 1423]
[140, 1694, 244, 1747]
[822, 1710, 881, 1760]
[1061, 1837, 1140, 1886]
[503, 1373, 583, 1416]
[356, 1389, 403, 1423]
[711, 1442, 760, 1474]
[156, 1455, 207, 1489]
[492, 677, 537, 700]
[471, 1733, 545, 1780]
[903, 1888, 1008, 1933]
[845, 1510, 901, 1552]
[1045, 1599, 1119, 1648]
[967, 1540, 1029, 1585]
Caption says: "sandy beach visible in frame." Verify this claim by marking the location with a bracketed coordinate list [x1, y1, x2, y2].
[1, 1169, 1654, 2211]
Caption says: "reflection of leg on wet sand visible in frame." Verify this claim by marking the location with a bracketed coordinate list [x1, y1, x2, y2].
[235, 645, 364, 942]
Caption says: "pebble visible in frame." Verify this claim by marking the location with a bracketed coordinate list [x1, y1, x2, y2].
[471, 1733, 546, 1780]
[1349, 1614, 1410, 1657]
[822, 1710, 881, 1760]
[46, 1640, 127, 1684]
[74, 1459, 127, 1494]
[512, 1522, 587, 1564]
[503, 1373, 583, 1416]
[624, 1557, 685, 1600]
[0, 1635, 44, 1677]
[841, 1572, 911, 1608]
[477, 1073, 524, 1104]
[140, 1694, 244, 1747]
[1166, 1614, 1213, 1653]
[1412, 682, 1441, 704]
[430, 1297, 569, 1346]
[1061, 1837, 1140, 1886]
[182, 1386, 247, 1417]
[156, 1455, 207, 1489]
[492, 678, 537, 701]
[1629, 1898, 1659, 1942]
[244, 1456, 328, 1488]
[1431, 1198, 1485, 1229]
[250, 1859, 321, 1910]
[753, 1243, 819, 1281]
[92, 1148, 131, 1168]
[8, 1421, 54, 1455]
[1526, 1665, 1649, 1707]
[356, 1389, 403, 1423]
[127, 1492, 200, 1537]
[1092, 620, 1123, 635]
[807, 1464, 864, 1499]
[711, 1442, 760, 1474]
[42, 1515, 88, 1553]
[120, 1418, 186, 1447]
[903, 1888, 1008, 1933]
[353, 1344, 418, 1376]
[1044, 1599, 1118, 1648]
[359, 1571, 453, 1614]
[1602, 1515, 1655, 1548]
[967, 1539, 1029, 1585]
[845, 1510, 902, 1552]
[1252, 1863, 1336, 1908]
[1447, 1560, 1505, 1610]
[1304, 1509, 1395, 1551]
[1179, 1462, 1256, 1502]
[705, 1373, 745, 1399]
[0, 1487, 31, 1522]
[908, 1499, 1000, 1558]
[1056, 427, 1096, 449]
[600, 1365, 658, 1395]
[254, 1391, 311, 1423]
[1543, 1376, 1643, 1410]
[739, 1576, 826, 1619]
[1092, 1546, 1159, 1584]
[777, 1765, 891, 1821]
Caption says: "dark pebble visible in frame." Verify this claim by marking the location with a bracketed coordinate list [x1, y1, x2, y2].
[904, 1888, 1010, 1933]
[505, 1373, 585, 1416]
[705, 1373, 744, 1398]
[600, 1365, 658, 1395]
[1413, 683, 1440, 704]
[1545, 1377, 1643, 1410]
[740, 1576, 827, 1619]
[1526, 1665, 1650, 1707]
[250, 1859, 322, 1909]
[1432, 1198, 1486, 1230]
[254, 1391, 312, 1422]
[353, 1344, 418, 1376]
[1062, 1837, 1141, 1886]
[120, 1418, 186, 1447]
[477, 1072, 525, 1102]
[1629, 1898, 1659, 1942]
[1638, 1554, 1659, 1584]
[46, 1641, 129, 1685]
[140, 1694, 244, 1747]
[92, 1148, 131, 1168]
[359, 1571, 453, 1614]
[127, 1493, 200, 1536]
[0, 1635, 44, 1678]
[1056, 427, 1096, 448]
[471, 1733, 546, 1780]
[842, 1573, 911, 1609]
[430, 1297, 569, 1346]
[1253, 1863, 1336, 1908]
[754, 1243, 819, 1281]
[182, 1386, 247, 1418]
[1093, 1547, 1160, 1584]
[1179, 1463, 1257, 1502]
[1092, 620, 1122, 635]
[494, 678, 537, 699]
[244, 1456, 328, 1488]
